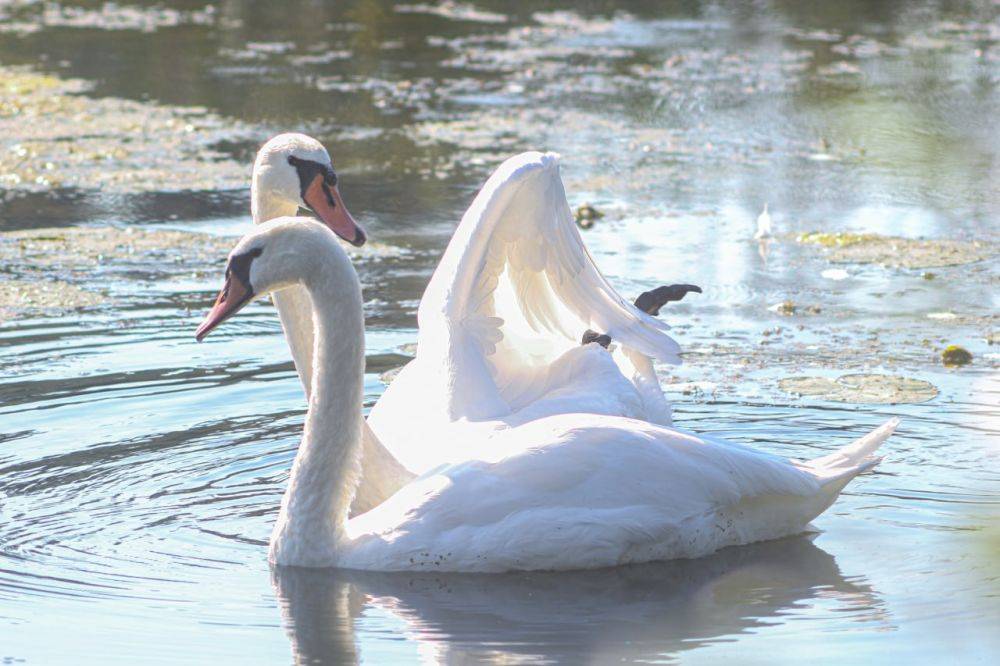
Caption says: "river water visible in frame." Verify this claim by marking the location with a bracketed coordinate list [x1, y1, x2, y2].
[0, 1, 997, 663]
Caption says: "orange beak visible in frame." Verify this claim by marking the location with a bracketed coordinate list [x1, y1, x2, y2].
[302, 175, 366, 246]
[195, 270, 254, 341]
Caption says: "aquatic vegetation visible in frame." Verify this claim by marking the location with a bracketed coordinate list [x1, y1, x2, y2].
[0, 225, 233, 319]
[0, 278, 105, 320]
[941, 345, 973, 367]
[574, 203, 603, 229]
[770, 300, 821, 316]
[796, 231, 881, 247]
[0, 1, 997, 659]
[0, 225, 233, 271]
[796, 231, 992, 268]
[779, 374, 939, 404]
[0, 66, 251, 194]
[379, 365, 404, 385]
[395, 2, 507, 24]
[0, 2, 220, 34]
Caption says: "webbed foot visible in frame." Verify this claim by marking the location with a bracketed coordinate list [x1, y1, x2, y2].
[581, 329, 612, 349]
[633, 284, 702, 316]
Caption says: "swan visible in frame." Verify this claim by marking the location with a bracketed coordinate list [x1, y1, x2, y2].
[369, 151, 701, 473]
[250, 136, 698, 477]
[243, 133, 414, 514]
[194, 218, 898, 571]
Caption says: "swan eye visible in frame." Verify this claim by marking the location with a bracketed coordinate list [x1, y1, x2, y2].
[249, 247, 263, 258]
[287, 155, 338, 200]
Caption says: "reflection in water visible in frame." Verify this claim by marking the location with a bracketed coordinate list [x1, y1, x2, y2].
[274, 536, 885, 663]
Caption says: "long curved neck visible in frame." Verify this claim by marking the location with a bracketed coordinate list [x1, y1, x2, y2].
[252, 179, 300, 227]
[269, 253, 366, 566]
[252, 180, 316, 398]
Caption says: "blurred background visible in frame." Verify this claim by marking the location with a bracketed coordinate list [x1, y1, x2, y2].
[0, 1, 997, 663]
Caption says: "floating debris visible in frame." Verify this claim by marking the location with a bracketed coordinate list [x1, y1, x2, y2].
[770, 300, 821, 316]
[927, 312, 957, 321]
[395, 2, 508, 24]
[773, 300, 797, 315]
[668, 381, 718, 397]
[780, 374, 938, 404]
[795, 232, 992, 269]
[754, 203, 772, 240]
[821, 268, 850, 280]
[574, 203, 604, 229]
[941, 345, 972, 367]
[379, 366, 404, 385]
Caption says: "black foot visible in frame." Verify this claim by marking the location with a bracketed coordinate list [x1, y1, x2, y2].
[581, 329, 612, 349]
[633, 284, 702, 316]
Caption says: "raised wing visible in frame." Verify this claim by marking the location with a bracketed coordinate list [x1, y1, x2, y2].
[415, 152, 679, 420]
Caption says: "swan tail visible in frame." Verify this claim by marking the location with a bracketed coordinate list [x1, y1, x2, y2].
[803, 418, 899, 488]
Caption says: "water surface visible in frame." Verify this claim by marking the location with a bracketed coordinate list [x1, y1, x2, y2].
[0, 1, 997, 663]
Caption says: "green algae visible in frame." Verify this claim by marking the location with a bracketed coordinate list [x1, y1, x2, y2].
[795, 231, 992, 269]
[941, 345, 973, 367]
[796, 231, 882, 247]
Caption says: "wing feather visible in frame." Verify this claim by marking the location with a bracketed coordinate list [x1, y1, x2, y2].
[416, 152, 679, 420]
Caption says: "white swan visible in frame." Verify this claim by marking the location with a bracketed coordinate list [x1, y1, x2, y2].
[195, 218, 898, 572]
[244, 133, 414, 514]
[370, 151, 693, 474]
[251, 135, 692, 477]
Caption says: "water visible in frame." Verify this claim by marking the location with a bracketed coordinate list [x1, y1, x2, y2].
[1, 1, 998, 663]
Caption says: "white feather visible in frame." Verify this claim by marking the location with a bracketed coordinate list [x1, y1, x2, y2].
[221, 219, 899, 573]
[370, 153, 680, 473]
[754, 203, 772, 240]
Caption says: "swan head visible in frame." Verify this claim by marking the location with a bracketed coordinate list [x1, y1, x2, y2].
[195, 219, 350, 341]
[253, 133, 366, 247]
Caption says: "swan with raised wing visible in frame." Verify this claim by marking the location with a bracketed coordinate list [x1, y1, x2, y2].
[368, 151, 702, 473]
[195, 218, 897, 571]
[250, 135, 700, 478]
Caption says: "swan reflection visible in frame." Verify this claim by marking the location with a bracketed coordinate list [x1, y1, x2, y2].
[272, 536, 886, 663]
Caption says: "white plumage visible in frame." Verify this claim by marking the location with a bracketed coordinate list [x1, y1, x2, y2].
[198, 219, 898, 572]
[342, 414, 896, 572]
[755, 203, 772, 239]
[370, 152, 680, 473]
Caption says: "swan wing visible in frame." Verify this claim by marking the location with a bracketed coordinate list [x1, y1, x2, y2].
[415, 152, 679, 420]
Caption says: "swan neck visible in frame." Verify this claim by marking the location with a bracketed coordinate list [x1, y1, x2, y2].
[252, 173, 315, 398]
[251, 179, 299, 225]
[270, 252, 366, 564]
